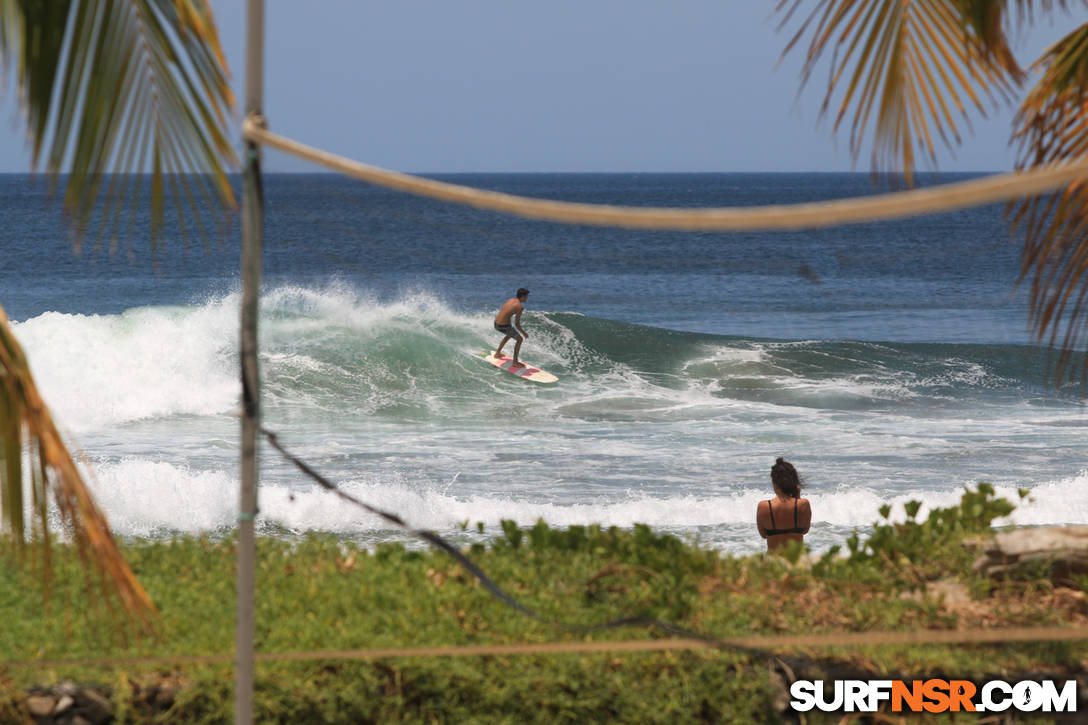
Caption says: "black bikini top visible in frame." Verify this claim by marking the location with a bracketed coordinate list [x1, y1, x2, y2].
[765, 498, 805, 536]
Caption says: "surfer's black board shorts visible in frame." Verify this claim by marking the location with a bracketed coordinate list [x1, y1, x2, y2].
[494, 322, 523, 341]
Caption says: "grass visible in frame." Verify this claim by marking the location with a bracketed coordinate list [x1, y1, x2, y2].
[0, 485, 1084, 723]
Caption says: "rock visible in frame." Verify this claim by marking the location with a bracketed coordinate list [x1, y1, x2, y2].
[75, 688, 114, 723]
[52, 694, 75, 715]
[154, 681, 178, 708]
[767, 667, 790, 713]
[25, 695, 55, 717]
[901, 579, 994, 623]
[56, 681, 79, 697]
[1053, 586, 1088, 615]
[134, 683, 157, 706]
[973, 526, 1088, 585]
[769, 657, 800, 718]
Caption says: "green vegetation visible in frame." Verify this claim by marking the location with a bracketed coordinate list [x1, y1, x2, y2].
[0, 486, 1084, 723]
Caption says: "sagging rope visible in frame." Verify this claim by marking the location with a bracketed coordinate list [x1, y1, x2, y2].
[243, 117, 1088, 232]
[260, 427, 765, 656]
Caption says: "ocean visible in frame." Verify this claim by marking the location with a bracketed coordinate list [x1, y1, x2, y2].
[4, 172, 1086, 554]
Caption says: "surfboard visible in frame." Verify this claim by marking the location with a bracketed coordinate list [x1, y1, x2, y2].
[481, 351, 558, 384]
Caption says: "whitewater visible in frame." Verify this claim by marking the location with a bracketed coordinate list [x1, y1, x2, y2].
[12, 282, 1088, 553]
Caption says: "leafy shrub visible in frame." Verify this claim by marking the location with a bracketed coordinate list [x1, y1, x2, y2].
[818, 483, 1025, 583]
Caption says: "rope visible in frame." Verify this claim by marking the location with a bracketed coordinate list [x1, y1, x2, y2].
[5, 626, 1088, 669]
[242, 117, 1088, 231]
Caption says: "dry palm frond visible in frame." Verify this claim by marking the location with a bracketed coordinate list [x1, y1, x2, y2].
[1011, 22, 1088, 386]
[0, 0, 237, 630]
[777, 0, 1023, 183]
[0, 305, 156, 631]
[0, 0, 238, 256]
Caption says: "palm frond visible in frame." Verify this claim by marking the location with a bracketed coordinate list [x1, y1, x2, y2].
[1010, 22, 1088, 385]
[1006, 1, 1087, 24]
[955, 0, 1023, 74]
[1, 0, 238, 255]
[923, 2, 1084, 74]
[0, 0, 237, 630]
[0, 305, 156, 630]
[777, 0, 1022, 183]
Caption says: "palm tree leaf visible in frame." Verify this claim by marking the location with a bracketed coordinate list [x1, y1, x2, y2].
[778, 0, 1022, 182]
[4, 0, 238, 254]
[0, 0, 237, 630]
[0, 305, 157, 629]
[0, 374, 24, 543]
[1010, 21, 1088, 385]
[11, 0, 73, 162]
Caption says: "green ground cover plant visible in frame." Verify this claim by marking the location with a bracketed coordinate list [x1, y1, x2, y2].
[0, 486, 1084, 723]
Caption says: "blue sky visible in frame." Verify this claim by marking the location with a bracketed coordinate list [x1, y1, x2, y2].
[0, 2, 1085, 173]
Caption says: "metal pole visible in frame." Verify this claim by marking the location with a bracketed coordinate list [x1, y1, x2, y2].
[237, 0, 264, 723]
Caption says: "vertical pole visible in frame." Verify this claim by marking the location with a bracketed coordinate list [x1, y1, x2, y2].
[237, 1, 264, 724]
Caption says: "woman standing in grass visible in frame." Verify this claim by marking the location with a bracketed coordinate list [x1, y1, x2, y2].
[756, 458, 812, 551]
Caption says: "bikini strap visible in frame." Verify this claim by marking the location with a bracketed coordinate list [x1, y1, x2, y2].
[767, 500, 776, 529]
[793, 498, 799, 527]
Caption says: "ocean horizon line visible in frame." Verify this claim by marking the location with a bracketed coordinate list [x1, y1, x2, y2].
[0, 169, 1010, 178]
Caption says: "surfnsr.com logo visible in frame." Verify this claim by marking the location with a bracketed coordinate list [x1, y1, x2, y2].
[790, 679, 1078, 714]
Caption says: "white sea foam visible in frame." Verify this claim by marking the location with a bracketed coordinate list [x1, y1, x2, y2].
[13, 303, 238, 431]
[1001, 470, 1088, 526]
[10, 285, 504, 431]
[83, 457, 1088, 550]
[87, 459, 238, 535]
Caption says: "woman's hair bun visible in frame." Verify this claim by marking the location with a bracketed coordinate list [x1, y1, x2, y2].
[771, 457, 801, 497]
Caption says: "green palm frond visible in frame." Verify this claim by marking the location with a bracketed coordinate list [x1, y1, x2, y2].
[1, 0, 238, 254]
[1010, 21, 1088, 384]
[0, 305, 157, 630]
[958, 1, 1081, 54]
[955, 0, 1022, 73]
[777, 0, 1022, 182]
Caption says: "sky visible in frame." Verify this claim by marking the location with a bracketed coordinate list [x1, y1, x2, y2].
[1, 2, 1086, 174]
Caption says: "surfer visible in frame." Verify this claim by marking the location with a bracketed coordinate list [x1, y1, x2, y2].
[494, 288, 530, 366]
[756, 458, 812, 552]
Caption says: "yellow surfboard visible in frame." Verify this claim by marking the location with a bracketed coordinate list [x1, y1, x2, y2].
[481, 351, 558, 384]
